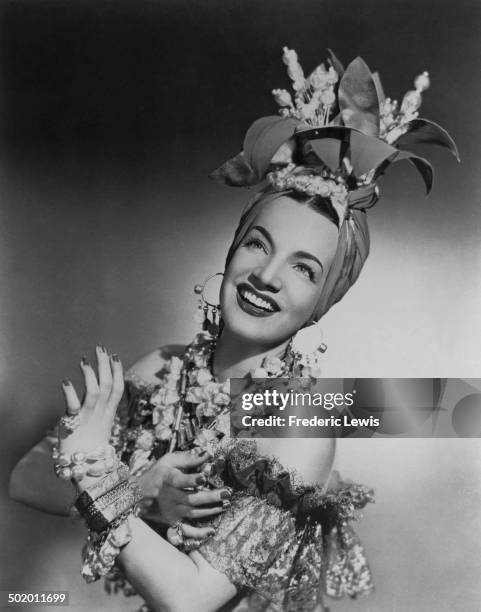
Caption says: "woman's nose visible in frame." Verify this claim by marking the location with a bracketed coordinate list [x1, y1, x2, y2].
[251, 262, 282, 292]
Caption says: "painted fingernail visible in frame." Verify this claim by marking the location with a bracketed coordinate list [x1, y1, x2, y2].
[207, 529, 216, 536]
[81, 356, 90, 366]
[112, 354, 120, 362]
[220, 489, 232, 500]
[195, 475, 207, 486]
[62, 379, 71, 386]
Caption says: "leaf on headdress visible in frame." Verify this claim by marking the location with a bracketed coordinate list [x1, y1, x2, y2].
[270, 139, 296, 165]
[394, 119, 460, 161]
[349, 130, 398, 176]
[338, 57, 380, 138]
[327, 49, 344, 77]
[301, 135, 344, 172]
[243, 116, 300, 181]
[298, 127, 398, 176]
[371, 71, 385, 105]
[209, 152, 257, 187]
[391, 149, 434, 193]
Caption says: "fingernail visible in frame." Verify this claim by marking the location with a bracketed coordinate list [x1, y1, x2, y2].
[221, 500, 231, 509]
[81, 356, 90, 366]
[101, 345, 108, 353]
[195, 475, 207, 486]
[220, 489, 232, 500]
[207, 529, 216, 536]
[112, 354, 119, 362]
[96, 345, 104, 353]
[62, 379, 71, 386]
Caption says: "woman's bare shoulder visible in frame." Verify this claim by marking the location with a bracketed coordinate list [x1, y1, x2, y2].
[127, 344, 185, 387]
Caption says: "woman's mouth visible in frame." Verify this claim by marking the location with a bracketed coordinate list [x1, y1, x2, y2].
[236, 283, 280, 318]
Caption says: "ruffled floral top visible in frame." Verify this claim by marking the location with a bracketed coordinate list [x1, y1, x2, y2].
[107, 333, 374, 612]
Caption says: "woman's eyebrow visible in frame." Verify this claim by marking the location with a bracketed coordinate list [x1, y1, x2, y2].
[293, 250, 324, 272]
[251, 225, 273, 245]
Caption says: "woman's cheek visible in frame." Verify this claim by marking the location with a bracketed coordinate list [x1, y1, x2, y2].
[285, 276, 317, 309]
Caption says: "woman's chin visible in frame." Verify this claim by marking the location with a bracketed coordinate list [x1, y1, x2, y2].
[223, 312, 290, 347]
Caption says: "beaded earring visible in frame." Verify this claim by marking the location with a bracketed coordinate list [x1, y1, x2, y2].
[194, 273, 223, 337]
[289, 320, 328, 377]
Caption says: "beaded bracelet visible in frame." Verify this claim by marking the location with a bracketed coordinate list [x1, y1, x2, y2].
[53, 444, 120, 481]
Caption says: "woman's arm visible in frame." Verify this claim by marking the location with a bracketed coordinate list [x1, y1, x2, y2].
[9, 434, 76, 515]
[118, 518, 237, 612]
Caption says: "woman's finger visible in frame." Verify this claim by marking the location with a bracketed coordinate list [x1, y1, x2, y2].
[61, 380, 81, 416]
[107, 354, 124, 411]
[96, 345, 112, 405]
[169, 469, 208, 490]
[176, 522, 216, 540]
[185, 488, 232, 507]
[80, 357, 100, 412]
[184, 505, 225, 520]
[164, 449, 211, 470]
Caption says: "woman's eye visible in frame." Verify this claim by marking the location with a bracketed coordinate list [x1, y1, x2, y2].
[294, 263, 315, 281]
[244, 238, 267, 253]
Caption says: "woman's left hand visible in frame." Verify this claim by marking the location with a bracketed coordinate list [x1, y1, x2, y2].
[57, 346, 124, 491]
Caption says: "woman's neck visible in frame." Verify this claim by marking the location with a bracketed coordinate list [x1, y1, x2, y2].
[212, 328, 289, 382]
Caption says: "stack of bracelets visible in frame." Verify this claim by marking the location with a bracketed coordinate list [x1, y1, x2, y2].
[52, 443, 142, 582]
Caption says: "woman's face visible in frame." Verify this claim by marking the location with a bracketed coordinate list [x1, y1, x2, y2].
[220, 196, 339, 348]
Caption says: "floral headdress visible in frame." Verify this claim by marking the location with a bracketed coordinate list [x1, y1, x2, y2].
[211, 48, 459, 223]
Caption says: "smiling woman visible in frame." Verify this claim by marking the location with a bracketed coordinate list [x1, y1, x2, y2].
[220, 195, 339, 348]
[8, 38, 459, 612]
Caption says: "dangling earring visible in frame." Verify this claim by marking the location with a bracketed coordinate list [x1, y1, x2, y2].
[289, 320, 327, 377]
[292, 319, 327, 354]
[194, 273, 223, 337]
[290, 321, 327, 364]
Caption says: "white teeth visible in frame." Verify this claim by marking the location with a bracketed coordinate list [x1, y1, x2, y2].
[240, 288, 275, 312]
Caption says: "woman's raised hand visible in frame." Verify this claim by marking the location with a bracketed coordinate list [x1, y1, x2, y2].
[55, 346, 124, 490]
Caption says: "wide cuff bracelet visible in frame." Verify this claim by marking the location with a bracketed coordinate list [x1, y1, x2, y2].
[81, 480, 143, 533]
[75, 464, 130, 516]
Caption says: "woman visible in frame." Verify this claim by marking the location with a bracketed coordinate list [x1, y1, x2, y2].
[9, 47, 457, 612]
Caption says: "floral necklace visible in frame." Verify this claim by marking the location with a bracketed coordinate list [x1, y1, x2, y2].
[115, 329, 326, 476]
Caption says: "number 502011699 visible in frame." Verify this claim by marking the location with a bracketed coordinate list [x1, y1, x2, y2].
[1, 591, 69, 606]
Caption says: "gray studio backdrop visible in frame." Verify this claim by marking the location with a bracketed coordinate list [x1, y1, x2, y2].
[1, 1, 480, 610]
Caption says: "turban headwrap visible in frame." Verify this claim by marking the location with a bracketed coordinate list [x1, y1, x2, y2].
[213, 50, 458, 320]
